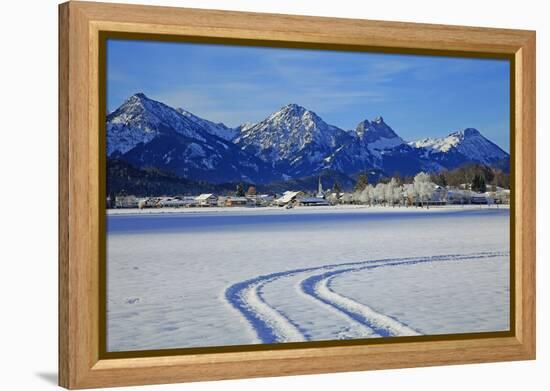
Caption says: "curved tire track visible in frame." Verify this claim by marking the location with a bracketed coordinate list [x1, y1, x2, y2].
[301, 252, 507, 337]
[226, 251, 508, 343]
[302, 269, 420, 337]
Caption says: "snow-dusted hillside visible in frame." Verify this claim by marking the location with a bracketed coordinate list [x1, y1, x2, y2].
[409, 128, 509, 167]
[176, 107, 238, 141]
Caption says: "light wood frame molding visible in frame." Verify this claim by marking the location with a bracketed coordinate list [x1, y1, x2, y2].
[59, 1, 536, 389]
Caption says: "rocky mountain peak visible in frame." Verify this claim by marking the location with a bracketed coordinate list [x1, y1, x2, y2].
[355, 116, 402, 144]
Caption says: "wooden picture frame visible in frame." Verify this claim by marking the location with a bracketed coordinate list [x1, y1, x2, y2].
[59, 1, 536, 389]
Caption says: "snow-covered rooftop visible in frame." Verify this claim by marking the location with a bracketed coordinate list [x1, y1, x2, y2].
[277, 191, 301, 204]
[195, 193, 215, 200]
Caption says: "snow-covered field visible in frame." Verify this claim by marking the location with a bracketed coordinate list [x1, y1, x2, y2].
[106, 207, 510, 352]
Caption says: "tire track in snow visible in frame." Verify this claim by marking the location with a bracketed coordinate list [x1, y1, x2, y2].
[226, 274, 307, 343]
[302, 269, 420, 337]
[301, 252, 508, 337]
[226, 251, 508, 343]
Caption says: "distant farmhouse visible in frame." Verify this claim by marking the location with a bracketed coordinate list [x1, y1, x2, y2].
[195, 193, 218, 207]
[224, 196, 249, 207]
[275, 191, 304, 206]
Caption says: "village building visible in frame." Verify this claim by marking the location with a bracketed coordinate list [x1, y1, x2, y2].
[224, 196, 249, 207]
[430, 185, 448, 205]
[470, 194, 489, 204]
[298, 197, 330, 206]
[253, 194, 275, 206]
[156, 197, 187, 208]
[447, 190, 472, 204]
[138, 197, 158, 209]
[195, 193, 217, 207]
[216, 196, 227, 207]
[275, 191, 304, 206]
[339, 193, 354, 204]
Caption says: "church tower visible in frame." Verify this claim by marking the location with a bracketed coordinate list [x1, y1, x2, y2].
[317, 176, 324, 198]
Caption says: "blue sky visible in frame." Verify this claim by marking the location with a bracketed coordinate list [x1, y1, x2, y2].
[107, 39, 510, 151]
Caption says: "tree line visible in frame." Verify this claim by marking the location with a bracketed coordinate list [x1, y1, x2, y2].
[361, 163, 508, 192]
[341, 172, 436, 208]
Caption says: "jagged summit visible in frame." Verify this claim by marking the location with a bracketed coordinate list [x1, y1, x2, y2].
[117, 92, 154, 110]
[280, 103, 307, 112]
[354, 116, 404, 151]
[457, 128, 481, 137]
[130, 91, 148, 100]
[265, 103, 324, 124]
[355, 119, 371, 136]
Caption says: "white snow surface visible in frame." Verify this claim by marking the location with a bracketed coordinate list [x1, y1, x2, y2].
[107, 207, 509, 351]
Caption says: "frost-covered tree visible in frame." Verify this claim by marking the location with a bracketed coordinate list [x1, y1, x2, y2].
[352, 182, 370, 204]
[384, 179, 395, 206]
[402, 185, 414, 207]
[393, 184, 403, 206]
[327, 191, 340, 205]
[356, 184, 374, 206]
[367, 184, 375, 206]
[413, 172, 435, 208]
[341, 193, 353, 204]
[374, 183, 386, 205]
[351, 190, 363, 204]
[383, 178, 402, 207]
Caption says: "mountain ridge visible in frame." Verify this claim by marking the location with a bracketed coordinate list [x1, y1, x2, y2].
[106, 93, 509, 187]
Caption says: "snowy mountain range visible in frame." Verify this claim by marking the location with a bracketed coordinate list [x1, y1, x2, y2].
[107, 93, 509, 185]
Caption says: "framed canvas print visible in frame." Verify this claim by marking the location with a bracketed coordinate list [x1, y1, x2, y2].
[59, 1, 536, 389]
